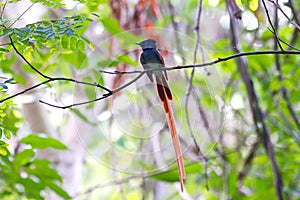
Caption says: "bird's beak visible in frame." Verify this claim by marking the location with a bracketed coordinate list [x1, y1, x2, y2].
[135, 41, 141, 45]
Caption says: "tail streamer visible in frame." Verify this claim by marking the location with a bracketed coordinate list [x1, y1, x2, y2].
[155, 76, 186, 192]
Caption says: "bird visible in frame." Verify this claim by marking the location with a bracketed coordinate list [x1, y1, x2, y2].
[136, 39, 186, 192]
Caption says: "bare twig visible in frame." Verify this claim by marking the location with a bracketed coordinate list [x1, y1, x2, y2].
[168, 1, 185, 65]
[0, 0, 8, 18]
[9, 35, 51, 79]
[261, 0, 284, 51]
[0, 77, 112, 103]
[39, 72, 145, 108]
[98, 69, 143, 75]
[289, 0, 300, 26]
[268, 110, 300, 146]
[286, 0, 300, 51]
[227, 1, 284, 198]
[194, 0, 208, 73]
[0, 36, 112, 105]
[2, 49, 300, 106]
[272, 0, 300, 132]
[267, 28, 300, 50]
[268, 0, 300, 31]
[187, 0, 211, 190]
[238, 141, 259, 187]
[227, 0, 242, 19]
[99, 50, 300, 74]
[282, 88, 300, 131]
[7, 3, 36, 28]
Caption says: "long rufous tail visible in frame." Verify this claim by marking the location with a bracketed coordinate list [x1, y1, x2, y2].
[155, 75, 186, 192]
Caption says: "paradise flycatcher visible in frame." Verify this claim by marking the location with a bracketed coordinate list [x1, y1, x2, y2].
[136, 39, 186, 192]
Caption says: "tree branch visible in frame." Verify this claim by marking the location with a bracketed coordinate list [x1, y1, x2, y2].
[1, 48, 299, 107]
[268, 0, 300, 31]
[227, 2, 284, 199]
[261, 0, 284, 51]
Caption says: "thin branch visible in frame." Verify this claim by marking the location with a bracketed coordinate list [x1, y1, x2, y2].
[184, 0, 211, 191]
[193, 0, 208, 73]
[289, 0, 300, 26]
[1, 49, 300, 106]
[261, 0, 284, 51]
[268, 0, 300, 31]
[282, 88, 300, 131]
[7, 3, 35, 28]
[99, 69, 143, 75]
[267, 28, 300, 51]
[228, 1, 284, 199]
[286, 0, 300, 51]
[39, 72, 145, 108]
[168, 1, 186, 65]
[0, 35, 112, 105]
[227, 0, 242, 19]
[0, 0, 8, 18]
[0, 77, 111, 103]
[99, 50, 300, 75]
[272, 0, 300, 133]
[268, 110, 300, 146]
[9, 35, 51, 79]
[238, 141, 259, 188]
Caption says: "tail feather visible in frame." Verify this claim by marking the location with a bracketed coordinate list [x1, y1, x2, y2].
[156, 82, 166, 102]
[161, 76, 173, 100]
[155, 76, 186, 192]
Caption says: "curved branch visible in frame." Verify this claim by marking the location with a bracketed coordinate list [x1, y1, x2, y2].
[99, 50, 300, 75]
[39, 72, 145, 109]
[261, 0, 284, 51]
[1, 36, 112, 105]
[1, 49, 299, 107]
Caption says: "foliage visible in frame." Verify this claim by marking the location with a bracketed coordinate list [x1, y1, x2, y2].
[0, 0, 65, 9]
[0, 95, 69, 199]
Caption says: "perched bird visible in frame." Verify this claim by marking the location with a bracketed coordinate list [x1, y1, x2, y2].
[136, 39, 186, 192]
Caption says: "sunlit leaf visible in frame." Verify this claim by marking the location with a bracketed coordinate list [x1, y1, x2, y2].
[47, 182, 71, 199]
[20, 134, 67, 150]
[70, 108, 97, 126]
[14, 149, 34, 168]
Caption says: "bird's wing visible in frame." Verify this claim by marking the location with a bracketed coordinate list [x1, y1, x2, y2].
[153, 49, 168, 80]
[140, 53, 154, 82]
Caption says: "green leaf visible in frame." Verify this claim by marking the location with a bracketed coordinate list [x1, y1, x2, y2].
[14, 149, 34, 168]
[70, 36, 78, 50]
[70, 108, 97, 126]
[3, 129, 11, 139]
[0, 83, 8, 91]
[61, 34, 70, 49]
[150, 167, 181, 182]
[0, 145, 8, 156]
[26, 159, 62, 182]
[0, 28, 13, 37]
[4, 78, 17, 84]
[100, 19, 141, 44]
[150, 162, 203, 182]
[0, 47, 9, 52]
[82, 37, 94, 50]
[61, 50, 87, 69]
[100, 18, 123, 35]
[77, 39, 85, 52]
[20, 134, 67, 150]
[2, 109, 21, 135]
[18, 178, 44, 199]
[47, 182, 71, 199]
[118, 54, 139, 66]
